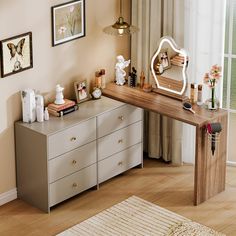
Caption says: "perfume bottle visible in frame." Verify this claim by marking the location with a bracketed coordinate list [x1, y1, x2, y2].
[190, 83, 198, 104]
[197, 84, 203, 105]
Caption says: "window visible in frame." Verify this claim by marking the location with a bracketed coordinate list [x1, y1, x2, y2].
[223, 0, 236, 163]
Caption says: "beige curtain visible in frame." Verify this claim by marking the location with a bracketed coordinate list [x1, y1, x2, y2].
[131, 0, 184, 165]
[182, 0, 225, 163]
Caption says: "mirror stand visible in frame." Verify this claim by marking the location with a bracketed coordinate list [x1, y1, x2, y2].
[152, 83, 188, 101]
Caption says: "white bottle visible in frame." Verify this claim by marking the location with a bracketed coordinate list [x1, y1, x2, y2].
[21, 89, 36, 123]
[36, 95, 44, 123]
[44, 107, 49, 121]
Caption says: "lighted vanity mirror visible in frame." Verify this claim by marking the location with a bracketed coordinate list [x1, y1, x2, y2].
[151, 36, 188, 96]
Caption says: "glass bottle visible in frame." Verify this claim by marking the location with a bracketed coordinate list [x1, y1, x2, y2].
[190, 83, 198, 104]
[197, 84, 203, 105]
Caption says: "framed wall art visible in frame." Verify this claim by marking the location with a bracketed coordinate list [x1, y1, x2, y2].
[51, 0, 85, 46]
[74, 80, 90, 104]
[0, 32, 33, 78]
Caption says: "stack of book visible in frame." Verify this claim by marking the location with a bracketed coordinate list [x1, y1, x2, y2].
[47, 99, 78, 117]
[170, 54, 185, 67]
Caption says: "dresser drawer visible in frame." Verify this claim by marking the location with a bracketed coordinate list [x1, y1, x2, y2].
[49, 141, 96, 183]
[98, 143, 142, 184]
[48, 118, 96, 159]
[97, 105, 142, 138]
[49, 164, 96, 207]
[98, 121, 142, 161]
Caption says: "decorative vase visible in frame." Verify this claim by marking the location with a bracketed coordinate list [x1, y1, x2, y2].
[211, 87, 216, 109]
[203, 64, 222, 111]
[36, 95, 44, 122]
[205, 87, 219, 110]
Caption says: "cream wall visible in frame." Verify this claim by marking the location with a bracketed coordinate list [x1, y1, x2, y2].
[0, 0, 130, 194]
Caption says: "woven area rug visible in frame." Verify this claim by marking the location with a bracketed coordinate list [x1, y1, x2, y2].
[57, 196, 225, 236]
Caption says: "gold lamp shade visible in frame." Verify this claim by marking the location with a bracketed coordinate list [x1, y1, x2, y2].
[103, 0, 139, 36]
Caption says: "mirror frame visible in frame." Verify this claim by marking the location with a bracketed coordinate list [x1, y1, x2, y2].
[151, 36, 188, 96]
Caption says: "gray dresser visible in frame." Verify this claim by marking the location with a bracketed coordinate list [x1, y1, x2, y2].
[15, 97, 143, 212]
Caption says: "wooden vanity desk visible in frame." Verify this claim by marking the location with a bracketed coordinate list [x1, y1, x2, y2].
[102, 82, 228, 205]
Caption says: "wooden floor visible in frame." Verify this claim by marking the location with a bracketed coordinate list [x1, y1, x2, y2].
[1, 158, 236, 236]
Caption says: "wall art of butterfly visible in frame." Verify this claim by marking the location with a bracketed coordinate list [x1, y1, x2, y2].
[7, 38, 25, 59]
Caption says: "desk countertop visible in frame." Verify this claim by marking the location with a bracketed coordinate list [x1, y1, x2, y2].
[102, 83, 228, 127]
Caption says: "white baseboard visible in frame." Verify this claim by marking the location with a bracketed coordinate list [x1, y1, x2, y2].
[0, 188, 17, 206]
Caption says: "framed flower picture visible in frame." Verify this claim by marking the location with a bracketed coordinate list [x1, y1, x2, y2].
[51, 0, 85, 46]
[74, 80, 90, 104]
[0, 32, 33, 78]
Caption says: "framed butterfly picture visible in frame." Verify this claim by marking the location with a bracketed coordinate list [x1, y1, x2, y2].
[0, 32, 33, 78]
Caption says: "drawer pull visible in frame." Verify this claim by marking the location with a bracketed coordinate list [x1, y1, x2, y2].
[118, 116, 124, 121]
[118, 139, 123, 144]
[72, 160, 77, 165]
[72, 183, 78, 188]
[70, 137, 77, 142]
[118, 161, 123, 166]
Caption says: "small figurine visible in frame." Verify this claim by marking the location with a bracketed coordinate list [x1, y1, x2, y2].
[115, 55, 130, 86]
[54, 84, 65, 105]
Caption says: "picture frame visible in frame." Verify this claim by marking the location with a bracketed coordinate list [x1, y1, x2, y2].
[74, 80, 90, 104]
[158, 48, 171, 70]
[0, 32, 33, 78]
[51, 0, 85, 46]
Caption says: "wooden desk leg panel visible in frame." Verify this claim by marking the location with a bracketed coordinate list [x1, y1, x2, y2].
[194, 113, 228, 205]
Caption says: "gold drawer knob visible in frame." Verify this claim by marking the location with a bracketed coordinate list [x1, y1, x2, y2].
[118, 116, 124, 121]
[72, 160, 77, 165]
[118, 139, 123, 144]
[70, 137, 77, 142]
[72, 183, 78, 188]
[118, 161, 123, 166]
